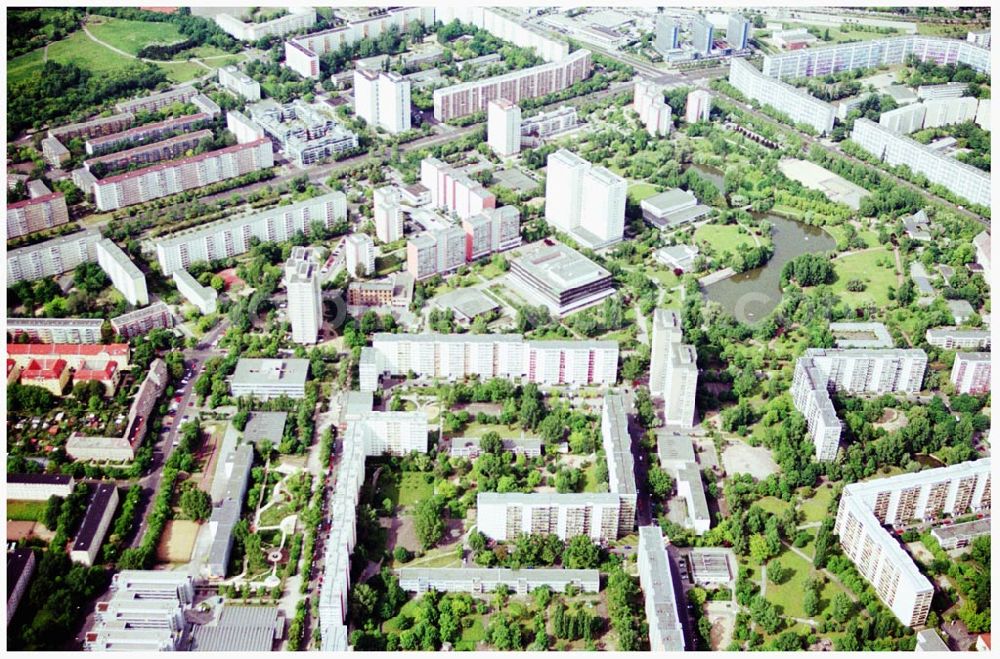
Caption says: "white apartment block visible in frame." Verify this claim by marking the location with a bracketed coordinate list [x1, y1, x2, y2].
[344, 233, 376, 278]
[966, 31, 990, 48]
[761, 35, 990, 80]
[922, 96, 980, 129]
[477, 492, 623, 542]
[93, 138, 273, 211]
[420, 157, 496, 220]
[352, 410, 428, 456]
[399, 568, 599, 594]
[792, 357, 844, 461]
[603, 393, 638, 535]
[835, 459, 991, 626]
[851, 118, 990, 206]
[360, 333, 619, 391]
[373, 186, 404, 243]
[41, 136, 70, 167]
[215, 7, 316, 42]
[406, 226, 466, 280]
[650, 309, 698, 428]
[726, 13, 751, 50]
[284, 247, 323, 344]
[155, 192, 347, 276]
[353, 69, 412, 134]
[6, 473, 75, 501]
[879, 103, 926, 134]
[95, 238, 149, 307]
[729, 59, 836, 135]
[7, 192, 70, 240]
[461, 206, 522, 261]
[973, 231, 990, 280]
[487, 99, 522, 157]
[218, 65, 261, 101]
[230, 358, 309, 400]
[633, 79, 674, 136]
[685, 89, 713, 123]
[950, 352, 990, 395]
[111, 301, 173, 340]
[925, 327, 990, 350]
[436, 7, 569, 63]
[8, 228, 100, 283]
[917, 82, 968, 100]
[6, 317, 105, 344]
[520, 105, 578, 147]
[115, 84, 198, 114]
[433, 50, 592, 122]
[172, 269, 218, 315]
[284, 39, 320, 79]
[87, 570, 194, 650]
[656, 430, 711, 535]
[545, 149, 626, 249]
[637, 526, 686, 652]
[70, 483, 119, 566]
[248, 99, 358, 167]
[804, 347, 927, 395]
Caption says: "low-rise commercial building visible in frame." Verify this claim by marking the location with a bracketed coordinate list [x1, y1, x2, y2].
[96, 238, 149, 307]
[86, 570, 194, 651]
[507, 241, 616, 316]
[70, 483, 119, 566]
[830, 322, 894, 349]
[155, 192, 347, 276]
[656, 428, 711, 534]
[930, 517, 991, 551]
[346, 273, 414, 310]
[6, 473, 75, 501]
[835, 459, 991, 627]
[449, 436, 542, 459]
[399, 568, 599, 594]
[641, 188, 711, 229]
[637, 525, 686, 651]
[230, 359, 309, 400]
[189, 605, 284, 652]
[7, 192, 70, 240]
[173, 269, 218, 315]
[851, 118, 989, 209]
[111, 301, 173, 339]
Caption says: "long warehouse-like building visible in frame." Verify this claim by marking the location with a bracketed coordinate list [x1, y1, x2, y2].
[835, 459, 991, 627]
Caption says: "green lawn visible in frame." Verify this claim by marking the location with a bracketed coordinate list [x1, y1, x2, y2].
[88, 17, 187, 55]
[384, 472, 436, 508]
[754, 496, 792, 516]
[457, 421, 523, 439]
[799, 484, 836, 523]
[693, 223, 762, 255]
[459, 615, 487, 646]
[258, 501, 296, 527]
[627, 182, 660, 203]
[8, 28, 210, 87]
[7, 500, 47, 522]
[765, 547, 849, 619]
[829, 248, 898, 307]
[383, 597, 422, 633]
[582, 461, 609, 493]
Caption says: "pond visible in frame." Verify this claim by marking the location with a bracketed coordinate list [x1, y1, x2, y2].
[690, 163, 725, 194]
[703, 213, 837, 322]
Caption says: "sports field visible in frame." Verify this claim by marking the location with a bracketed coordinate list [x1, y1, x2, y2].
[157, 519, 200, 563]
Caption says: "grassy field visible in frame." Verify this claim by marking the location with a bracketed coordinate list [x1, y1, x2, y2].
[693, 223, 762, 255]
[824, 224, 880, 249]
[457, 421, 524, 439]
[259, 501, 297, 527]
[6, 500, 46, 522]
[799, 484, 836, 523]
[754, 496, 792, 516]
[764, 547, 849, 619]
[87, 17, 187, 55]
[457, 615, 487, 649]
[829, 247, 898, 307]
[582, 461, 609, 493]
[383, 472, 437, 508]
[627, 182, 660, 203]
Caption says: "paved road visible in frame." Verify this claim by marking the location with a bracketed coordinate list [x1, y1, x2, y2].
[713, 89, 989, 227]
[127, 319, 230, 549]
[622, 389, 654, 527]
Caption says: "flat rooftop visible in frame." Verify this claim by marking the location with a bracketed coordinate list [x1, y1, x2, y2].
[189, 605, 282, 652]
[232, 359, 309, 386]
[242, 411, 288, 443]
[511, 241, 611, 294]
[433, 288, 499, 321]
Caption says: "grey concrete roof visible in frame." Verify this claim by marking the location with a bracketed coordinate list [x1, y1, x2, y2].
[242, 412, 288, 444]
[232, 359, 309, 386]
[189, 605, 282, 652]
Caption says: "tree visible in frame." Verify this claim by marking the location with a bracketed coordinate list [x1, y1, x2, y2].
[43, 495, 63, 530]
[562, 535, 602, 569]
[73, 261, 109, 294]
[749, 595, 782, 634]
[802, 588, 821, 618]
[830, 592, 853, 624]
[749, 534, 777, 564]
[351, 583, 379, 622]
[413, 497, 445, 549]
[768, 560, 791, 585]
[179, 487, 212, 521]
[647, 465, 675, 499]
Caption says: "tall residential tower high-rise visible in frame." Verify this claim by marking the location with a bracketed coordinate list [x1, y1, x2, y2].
[284, 247, 322, 344]
[691, 15, 714, 55]
[353, 69, 411, 134]
[726, 13, 751, 50]
[487, 99, 522, 157]
[544, 149, 626, 249]
[650, 309, 698, 427]
[654, 14, 680, 54]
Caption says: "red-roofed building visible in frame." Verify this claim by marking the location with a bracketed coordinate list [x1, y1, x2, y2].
[7, 192, 70, 239]
[7, 343, 130, 374]
[74, 360, 121, 396]
[19, 358, 70, 394]
[977, 634, 991, 652]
